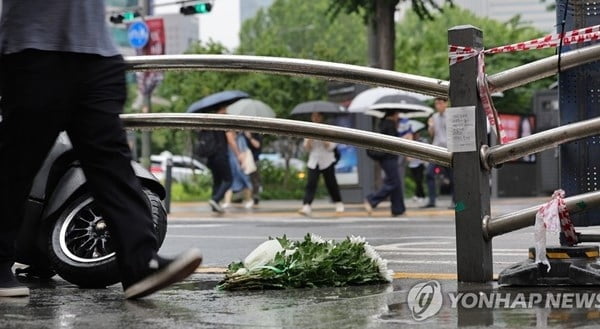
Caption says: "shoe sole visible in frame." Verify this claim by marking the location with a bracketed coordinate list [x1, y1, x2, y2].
[209, 201, 225, 214]
[124, 249, 203, 299]
[0, 286, 30, 297]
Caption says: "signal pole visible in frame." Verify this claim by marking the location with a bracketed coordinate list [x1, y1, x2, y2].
[139, 0, 153, 169]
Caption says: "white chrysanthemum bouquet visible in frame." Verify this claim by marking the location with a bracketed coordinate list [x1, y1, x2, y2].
[217, 234, 393, 290]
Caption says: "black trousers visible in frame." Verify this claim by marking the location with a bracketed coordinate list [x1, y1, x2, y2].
[366, 157, 406, 215]
[206, 152, 232, 202]
[0, 50, 157, 286]
[302, 163, 342, 205]
[409, 164, 426, 198]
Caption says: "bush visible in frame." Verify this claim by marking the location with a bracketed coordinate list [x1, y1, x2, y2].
[168, 160, 320, 202]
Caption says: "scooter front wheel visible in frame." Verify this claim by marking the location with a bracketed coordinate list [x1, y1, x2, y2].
[47, 189, 167, 288]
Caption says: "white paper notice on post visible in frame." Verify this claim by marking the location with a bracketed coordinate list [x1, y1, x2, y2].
[446, 106, 476, 153]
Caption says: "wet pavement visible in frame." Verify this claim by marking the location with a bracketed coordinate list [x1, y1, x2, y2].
[4, 274, 600, 328]
[4, 197, 600, 328]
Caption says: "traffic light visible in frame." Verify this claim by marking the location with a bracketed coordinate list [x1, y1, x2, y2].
[180, 3, 212, 15]
[109, 11, 141, 24]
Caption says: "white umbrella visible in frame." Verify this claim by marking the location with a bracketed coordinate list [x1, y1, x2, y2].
[347, 87, 433, 113]
[364, 94, 434, 119]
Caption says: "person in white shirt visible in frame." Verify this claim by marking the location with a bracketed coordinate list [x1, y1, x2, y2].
[298, 112, 344, 216]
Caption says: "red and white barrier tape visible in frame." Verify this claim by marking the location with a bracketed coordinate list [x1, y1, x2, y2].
[537, 189, 578, 246]
[449, 23, 600, 65]
[449, 23, 600, 144]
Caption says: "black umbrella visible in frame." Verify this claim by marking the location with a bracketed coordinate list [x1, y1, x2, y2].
[186, 90, 250, 113]
[366, 94, 433, 119]
[290, 100, 346, 116]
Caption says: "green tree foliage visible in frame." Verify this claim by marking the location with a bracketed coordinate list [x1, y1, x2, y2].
[396, 5, 555, 113]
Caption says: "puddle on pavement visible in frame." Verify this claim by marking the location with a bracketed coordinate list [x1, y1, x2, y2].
[4, 275, 600, 328]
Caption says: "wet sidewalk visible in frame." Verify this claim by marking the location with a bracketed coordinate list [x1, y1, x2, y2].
[3, 273, 599, 328]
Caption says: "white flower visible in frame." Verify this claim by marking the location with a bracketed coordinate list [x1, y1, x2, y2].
[363, 244, 379, 262]
[234, 268, 249, 276]
[243, 239, 284, 271]
[363, 244, 394, 282]
[349, 235, 366, 244]
[310, 233, 326, 244]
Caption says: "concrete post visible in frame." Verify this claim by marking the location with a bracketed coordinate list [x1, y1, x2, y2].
[448, 25, 493, 282]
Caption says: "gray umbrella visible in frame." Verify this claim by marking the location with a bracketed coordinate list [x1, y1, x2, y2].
[186, 90, 249, 113]
[290, 100, 346, 116]
[227, 99, 276, 118]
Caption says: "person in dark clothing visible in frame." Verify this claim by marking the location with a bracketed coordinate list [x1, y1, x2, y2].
[0, 0, 201, 299]
[204, 106, 233, 214]
[364, 111, 406, 217]
[244, 132, 263, 206]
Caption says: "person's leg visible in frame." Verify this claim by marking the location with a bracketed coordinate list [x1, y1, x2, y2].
[249, 171, 261, 205]
[208, 153, 232, 203]
[321, 163, 344, 212]
[424, 163, 437, 207]
[66, 55, 158, 288]
[68, 54, 201, 297]
[367, 158, 399, 208]
[302, 167, 320, 205]
[389, 159, 405, 216]
[411, 164, 425, 198]
[321, 164, 342, 203]
[0, 50, 69, 295]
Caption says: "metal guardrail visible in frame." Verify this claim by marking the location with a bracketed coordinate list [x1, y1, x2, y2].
[488, 42, 600, 93]
[483, 190, 600, 240]
[126, 54, 449, 98]
[123, 37, 600, 282]
[120, 113, 452, 167]
[483, 116, 600, 167]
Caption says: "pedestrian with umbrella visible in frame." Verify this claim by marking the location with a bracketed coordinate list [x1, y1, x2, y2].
[363, 108, 406, 217]
[226, 99, 275, 207]
[188, 90, 249, 214]
[291, 102, 345, 216]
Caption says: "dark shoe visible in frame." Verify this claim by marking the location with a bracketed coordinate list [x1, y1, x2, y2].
[0, 264, 30, 297]
[124, 249, 202, 299]
[209, 200, 225, 214]
[391, 212, 405, 217]
[421, 203, 436, 208]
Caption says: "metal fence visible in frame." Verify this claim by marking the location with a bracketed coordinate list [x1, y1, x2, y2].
[122, 25, 600, 283]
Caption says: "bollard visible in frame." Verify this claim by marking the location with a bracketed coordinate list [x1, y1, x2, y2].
[448, 26, 493, 282]
[164, 155, 173, 214]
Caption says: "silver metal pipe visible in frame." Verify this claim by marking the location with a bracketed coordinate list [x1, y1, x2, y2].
[125, 54, 449, 98]
[484, 116, 600, 167]
[482, 190, 600, 240]
[488, 42, 600, 92]
[120, 113, 453, 166]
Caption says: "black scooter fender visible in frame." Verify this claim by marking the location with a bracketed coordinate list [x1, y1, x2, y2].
[42, 161, 165, 221]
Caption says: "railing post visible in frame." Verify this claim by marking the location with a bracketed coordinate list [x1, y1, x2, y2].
[448, 25, 493, 282]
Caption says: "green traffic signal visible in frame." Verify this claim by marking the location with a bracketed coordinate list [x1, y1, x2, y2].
[194, 3, 211, 13]
[123, 11, 137, 20]
[180, 3, 212, 15]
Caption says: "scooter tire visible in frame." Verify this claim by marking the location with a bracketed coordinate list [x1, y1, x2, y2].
[48, 188, 167, 288]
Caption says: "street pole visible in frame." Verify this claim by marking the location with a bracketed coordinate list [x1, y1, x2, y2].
[139, 0, 153, 168]
[448, 25, 493, 282]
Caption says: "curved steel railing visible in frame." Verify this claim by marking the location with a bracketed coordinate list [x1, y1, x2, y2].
[123, 47, 600, 240]
[483, 116, 600, 168]
[121, 113, 452, 167]
[126, 54, 449, 98]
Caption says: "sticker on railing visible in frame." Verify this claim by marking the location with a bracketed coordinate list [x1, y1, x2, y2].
[446, 106, 476, 153]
